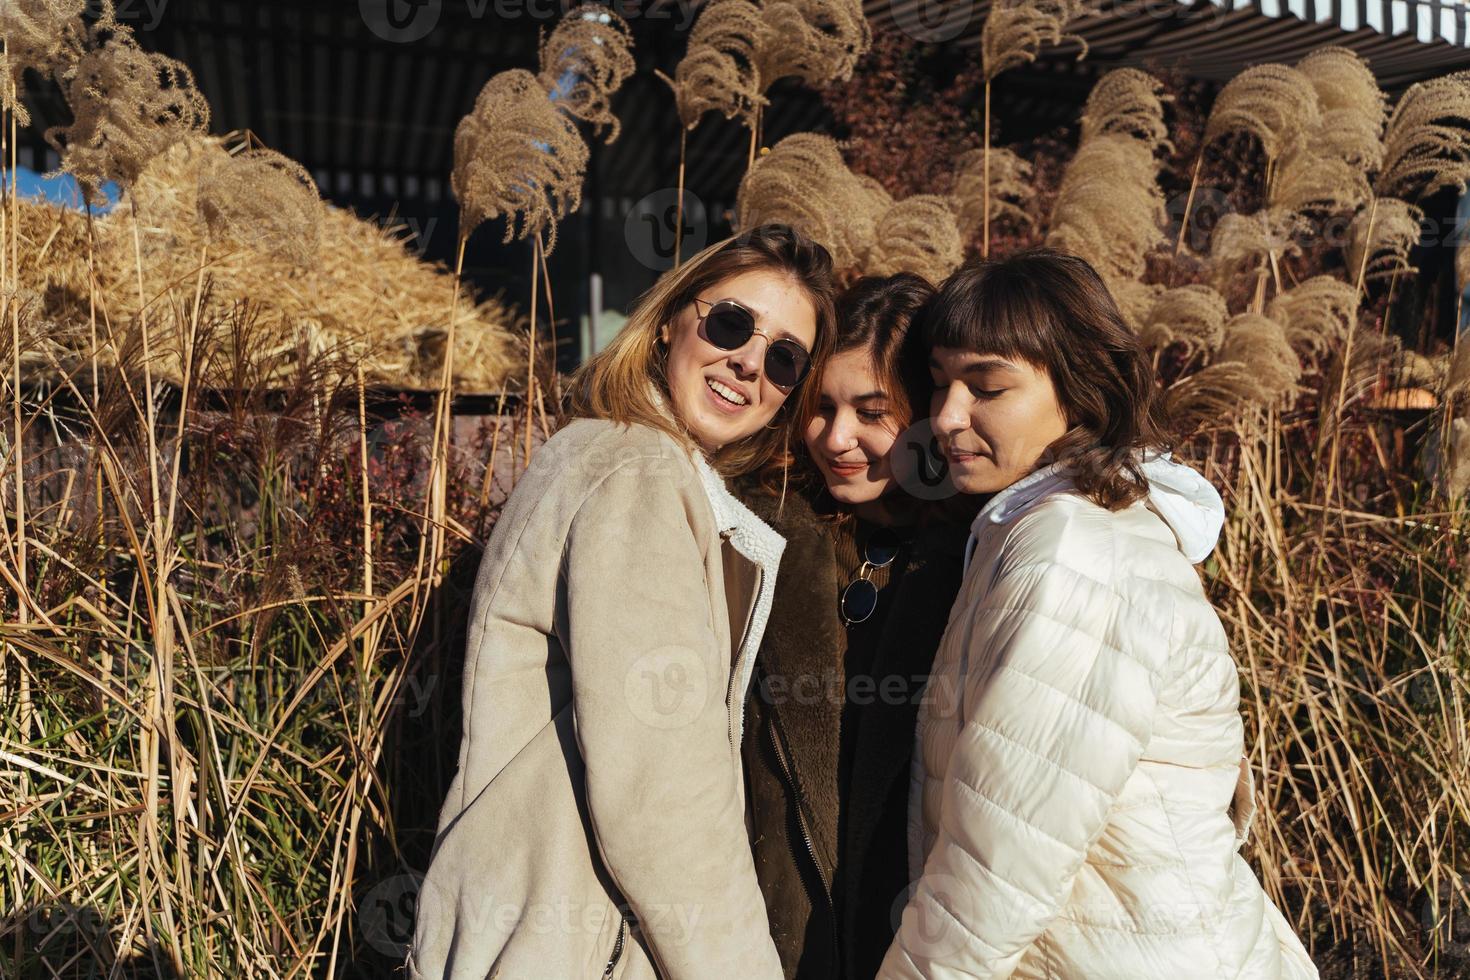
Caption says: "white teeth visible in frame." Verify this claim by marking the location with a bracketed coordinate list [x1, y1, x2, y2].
[706, 378, 748, 406]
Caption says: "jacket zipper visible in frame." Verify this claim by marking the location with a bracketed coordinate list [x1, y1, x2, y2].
[767, 704, 842, 978]
[600, 916, 626, 979]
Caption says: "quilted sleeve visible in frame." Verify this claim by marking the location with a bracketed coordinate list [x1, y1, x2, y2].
[879, 556, 1167, 980]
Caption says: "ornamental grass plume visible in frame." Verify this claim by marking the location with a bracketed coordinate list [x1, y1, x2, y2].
[865, 195, 964, 284]
[1447, 338, 1470, 400]
[1046, 135, 1166, 287]
[451, 68, 589, 255]
[950, 146, 1034, 238]
[1346, 196, 1422, 283]
[754, 0, 871, 92]
[1205, 210, 1306, 294]
[1297, 47, 1387, 171]
[1266, 274, 1358, 358]
[981, 0, 1090, 82]
[1268, 149, 1371, 218]
[45, 27, 211, 203]
[537, 3, 635, 142]
[0, 0, 98, 126]
[1203, 64, 1320, 163]
[1214, 312, 1303, 405]
[1079, 68, 1173, 155]
[660, 0, 764, 130]
[1377, 71, 1470, 201]
[735, 132, 887, 271]
[1138, 283, 1229, 356]
[197, 144, 323, 268]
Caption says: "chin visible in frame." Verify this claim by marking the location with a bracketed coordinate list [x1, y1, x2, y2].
[949, 467, 1005, 496]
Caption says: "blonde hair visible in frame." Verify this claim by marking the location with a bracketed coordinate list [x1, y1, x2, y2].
[567, 225, 838, 478]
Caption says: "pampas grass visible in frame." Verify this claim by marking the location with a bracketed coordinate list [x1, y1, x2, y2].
[1213, 311, 1303, 406]
[1046, 135, 1166, 296]
[450, 69, 588, 255]
[1346, 196, 1423, 284]
[1079, 68, 1173, 154]
[865, 194, 964, 283]
[1377, 71, 1470, 201]
[1139, 283, 1229, 356]
[47, 31, 210, 202]
[981, 0, 1090, 82]
[659, 0, 765, 130]
[196, 144, 323, 268]
[1266, 275, 1359, 358]
[950, 146, 1034, 239]
[754, 0, 871, 92]
[1204, 64, 1320, 164]
[537, 3, 635, 143]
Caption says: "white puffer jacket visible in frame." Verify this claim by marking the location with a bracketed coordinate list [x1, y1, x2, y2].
[879, 454, 1318, 979]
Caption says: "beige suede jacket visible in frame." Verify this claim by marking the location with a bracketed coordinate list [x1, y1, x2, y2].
[406, 413, 787, 980]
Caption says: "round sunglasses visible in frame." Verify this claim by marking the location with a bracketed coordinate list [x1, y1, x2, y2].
[839, 526, 903, 626]
[692, 296, 812, 390]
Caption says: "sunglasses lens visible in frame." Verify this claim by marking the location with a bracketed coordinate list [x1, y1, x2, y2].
[765, 342, 809, 389]
[864, 527, 901, 567]
[703, 303, 755, 350]
[841, 579, 879, 624]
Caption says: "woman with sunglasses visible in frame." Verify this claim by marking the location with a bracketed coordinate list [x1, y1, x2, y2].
[733, 274, 970, 980]
[878, 249, 1316, 979]
[407, 226, 837, 980]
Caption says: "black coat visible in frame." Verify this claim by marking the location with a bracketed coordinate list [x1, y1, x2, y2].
[736, 481, 967, 979]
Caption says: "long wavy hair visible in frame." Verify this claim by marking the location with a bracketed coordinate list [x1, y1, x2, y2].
[567, 225, 838, 478]
[921, 247, 1176, 510]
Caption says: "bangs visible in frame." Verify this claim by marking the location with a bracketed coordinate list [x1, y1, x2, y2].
[923, 263, 1061, 369]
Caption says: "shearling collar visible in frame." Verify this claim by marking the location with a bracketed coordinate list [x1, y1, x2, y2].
[649, 382, 786, 741]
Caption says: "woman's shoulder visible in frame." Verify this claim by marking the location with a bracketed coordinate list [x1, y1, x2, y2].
[997, 491, 1203, 595]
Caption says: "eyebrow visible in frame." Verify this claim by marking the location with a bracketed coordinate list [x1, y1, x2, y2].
[852, 391, 888, 402]
[928, 355, 1018, 374]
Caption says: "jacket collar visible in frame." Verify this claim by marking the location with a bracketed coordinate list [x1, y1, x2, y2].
[650, 383, 786, 739]
[962, 450, 1226, 574]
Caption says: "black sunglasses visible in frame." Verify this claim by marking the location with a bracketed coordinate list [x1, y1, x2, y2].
[692, 296, 812, 390]
[839, 526, 902, 627]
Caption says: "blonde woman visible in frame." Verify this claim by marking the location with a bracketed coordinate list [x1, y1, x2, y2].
[406, 226, 838, 980]
[880, 249, 1316, 979]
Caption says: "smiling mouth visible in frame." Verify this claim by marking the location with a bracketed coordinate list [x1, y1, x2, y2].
[706, 378, 748, 407]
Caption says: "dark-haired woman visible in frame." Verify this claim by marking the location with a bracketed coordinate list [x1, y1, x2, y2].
[734, 274, 969, 980]
[407, 227, 838, 980]
[877, 248, 1317, 979]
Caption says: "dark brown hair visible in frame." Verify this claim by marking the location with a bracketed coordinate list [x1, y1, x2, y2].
[568, 224, 838, 478]
[921, 247, 1175, 510]
[746, 272, 936, 504]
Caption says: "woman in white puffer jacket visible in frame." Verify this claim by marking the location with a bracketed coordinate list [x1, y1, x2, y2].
[878, 248, 1317, 979]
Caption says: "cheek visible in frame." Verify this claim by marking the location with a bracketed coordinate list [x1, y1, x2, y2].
[802, 415, 824, 454]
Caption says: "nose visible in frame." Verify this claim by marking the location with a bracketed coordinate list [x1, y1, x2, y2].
[933, 384, 970, 440]
[726, 334, 769, 381]
[823, 411, 859, 454]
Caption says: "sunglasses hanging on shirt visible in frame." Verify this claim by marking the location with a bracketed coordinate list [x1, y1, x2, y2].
[839, 526, 902, 627]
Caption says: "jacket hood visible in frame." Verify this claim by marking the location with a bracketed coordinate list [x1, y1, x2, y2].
[967, 450, 1226, 567]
